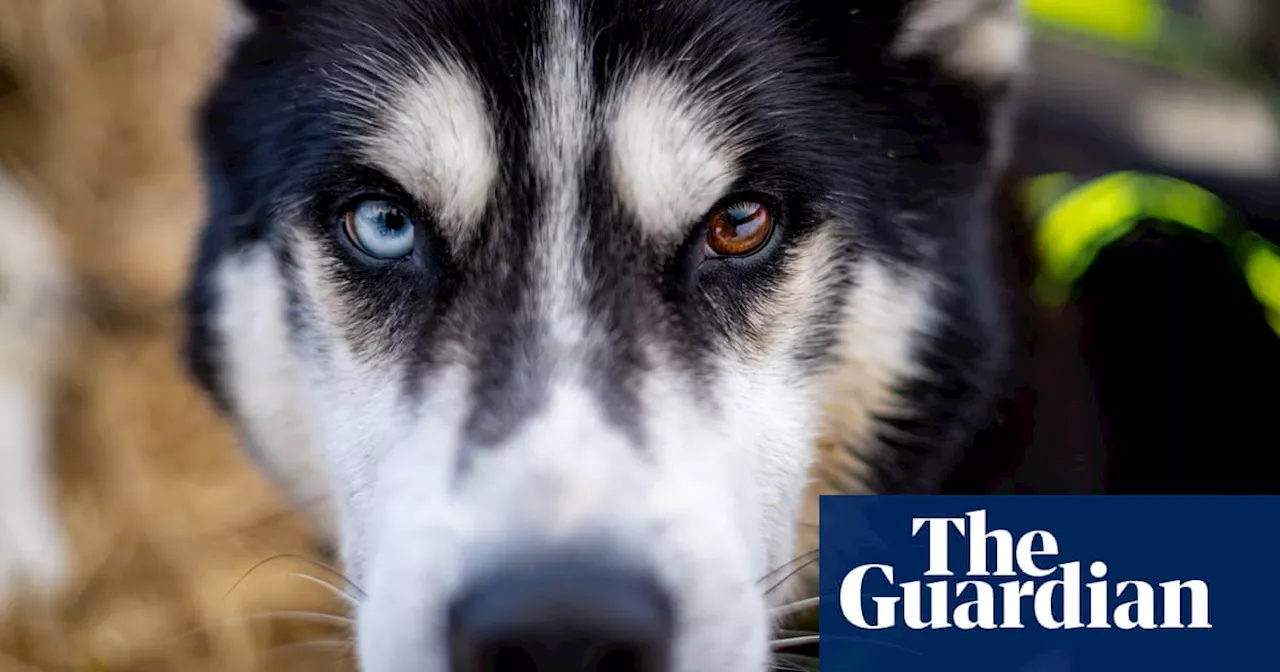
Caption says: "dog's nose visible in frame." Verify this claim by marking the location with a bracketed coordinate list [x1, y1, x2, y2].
[448, 555, 674, 672]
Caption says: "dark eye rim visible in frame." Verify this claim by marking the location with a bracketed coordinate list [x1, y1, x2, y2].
[699, 192, 783, 262]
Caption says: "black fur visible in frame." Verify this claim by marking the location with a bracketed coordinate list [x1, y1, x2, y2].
[187, 0, 1014, 490]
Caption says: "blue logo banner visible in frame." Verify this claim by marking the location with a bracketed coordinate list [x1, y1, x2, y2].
[817, 496, 1280, 671]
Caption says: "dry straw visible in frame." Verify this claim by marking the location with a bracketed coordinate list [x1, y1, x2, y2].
[0, 1, 351, 669]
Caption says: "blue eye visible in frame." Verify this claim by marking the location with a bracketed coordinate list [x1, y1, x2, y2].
[344, 200, 417, 259]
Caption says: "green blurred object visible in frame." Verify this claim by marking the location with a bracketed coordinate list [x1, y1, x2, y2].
[1026, 0, 1164, 47]
[1019, 0, 1280, 336]
[1241, 231, 1280, 335]
[1023, 171, 1280, 336]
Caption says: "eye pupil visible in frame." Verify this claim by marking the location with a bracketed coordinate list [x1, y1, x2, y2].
[706, 200, 773, 256]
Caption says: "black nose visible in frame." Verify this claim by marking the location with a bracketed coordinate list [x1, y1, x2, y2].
[448, 555, 674, 672]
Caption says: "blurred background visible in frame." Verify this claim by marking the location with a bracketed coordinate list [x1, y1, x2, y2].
[941, 0, 1280, 496]
[0, 0, 1277, 670]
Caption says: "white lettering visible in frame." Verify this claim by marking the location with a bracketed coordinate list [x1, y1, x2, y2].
[1015, 530, 1058, 577]
[1032, 561, 1082, 629]
[1159, 580, 1211, 628]
[840, 564, 898, 629]
[966, 509, 1016, 577]
[902, 580, 952, 629]
[1114, 581, 1157, 629]
[913, 516, 966, 576]
[1087, 561, 1110, 628]
[954, 581, 997, 629]
[836, 511, 1212, 633]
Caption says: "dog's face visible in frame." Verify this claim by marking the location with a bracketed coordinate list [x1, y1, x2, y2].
[186, 0, 1023, 669]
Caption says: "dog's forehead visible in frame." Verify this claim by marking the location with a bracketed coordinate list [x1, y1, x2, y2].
[346, 63, 747, 246]
[308, 0, 832, 246]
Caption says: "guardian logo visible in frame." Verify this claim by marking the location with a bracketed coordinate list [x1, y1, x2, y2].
[839, 510, 1211, 631]
[818, 496, 1278, 672]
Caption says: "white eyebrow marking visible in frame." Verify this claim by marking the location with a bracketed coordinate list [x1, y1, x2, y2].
[608, 70, 743, 241]
[354, 58, 499, 246]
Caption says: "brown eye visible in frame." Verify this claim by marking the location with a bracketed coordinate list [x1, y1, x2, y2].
[706, 200, 773, 256]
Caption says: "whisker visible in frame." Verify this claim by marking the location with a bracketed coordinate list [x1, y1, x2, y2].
[756, 550, 820, 586]
[223, 553, 367, 601]
[763, 556, 819, 595]
[771, 635, 820, 650]
[270, 638, 354, 651]
[245, 610, 355, 628]
[155, 607, 354, 651]
[290, 571, 362, 606]
[802, 633, 924, 656]
[770, 596, 820, 620]
[774, 652, 820, 672]
[265, 638, 355, 660]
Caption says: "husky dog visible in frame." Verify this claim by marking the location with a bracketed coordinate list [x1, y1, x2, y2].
[186, 0, 1026, 669]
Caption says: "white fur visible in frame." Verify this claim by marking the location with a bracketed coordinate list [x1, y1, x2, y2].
[356, 60, 499, 246]
[309, 11, 793, 670]
[353, 362, 778, 672]
[213, 245, 339, 541]
[0, 169, 72, 609]
[529, 1, 596, 364]
[790, 260, 939, 600]
[819, 260, 937, 486]
[209, 4, 1008, 671]
[608, 71, 742, 241]
[217, 0, 256, 55]
[741, 227, 845, 571]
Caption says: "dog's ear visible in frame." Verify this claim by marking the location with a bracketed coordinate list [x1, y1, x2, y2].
[223, 0, 297, 35]
[218, 0, 296, 54]
[814, 0, 1029, 92]
[892, 0, 1028, 91]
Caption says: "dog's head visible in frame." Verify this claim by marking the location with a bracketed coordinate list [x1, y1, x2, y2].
[186, 0, 1024, 669]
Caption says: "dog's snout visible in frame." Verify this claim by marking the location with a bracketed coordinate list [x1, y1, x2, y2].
[448, 555, 674, 672]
